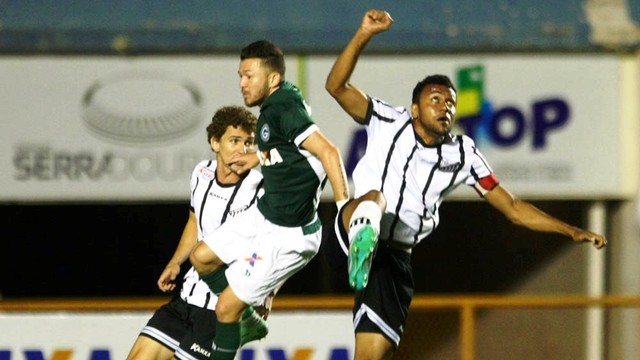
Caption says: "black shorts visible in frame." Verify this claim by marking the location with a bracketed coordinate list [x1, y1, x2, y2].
[140, 296, 217, 360]
[324, 205, 414, 348]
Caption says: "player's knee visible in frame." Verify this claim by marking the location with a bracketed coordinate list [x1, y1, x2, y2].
[361, 190, 386, 209]
[189, 242, 220, 274]
[215, 293, 246, 322]
[354, 333, 394, 360]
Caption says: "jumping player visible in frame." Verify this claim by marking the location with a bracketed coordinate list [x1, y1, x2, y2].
[325, 9, 607, 360]
[189, 40, 350, 360]
[127, 106, 268, 360]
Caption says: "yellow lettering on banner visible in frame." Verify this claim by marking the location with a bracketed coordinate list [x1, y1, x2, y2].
[51, 349, 73, 360]
[290, 348, 314, 360]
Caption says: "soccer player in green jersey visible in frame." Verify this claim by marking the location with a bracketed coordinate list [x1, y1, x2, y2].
[189, 40, 350, 359]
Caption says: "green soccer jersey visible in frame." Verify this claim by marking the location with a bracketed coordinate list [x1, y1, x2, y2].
[256, 81, 327, 227]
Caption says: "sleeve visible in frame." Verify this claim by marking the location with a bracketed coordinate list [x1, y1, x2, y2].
[463, 142, 499, 196]
[189, 164, 199, 210]
[189, 160, 212, 209]
[280, 101, 315, 146]
[366, 96, 412, 139]
[249, 169, 266, 199]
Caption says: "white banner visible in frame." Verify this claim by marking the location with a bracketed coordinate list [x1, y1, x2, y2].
[306, 54, 630, 200]
[0, 55, 631, 201]
[0, 56, 274, 202]
[0, 311, 354, 360]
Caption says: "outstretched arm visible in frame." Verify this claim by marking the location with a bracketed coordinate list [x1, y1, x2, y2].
[325, 9, 393, 123]
[484, 185, 607, 249]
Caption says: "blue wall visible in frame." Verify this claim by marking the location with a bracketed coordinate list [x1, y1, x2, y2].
[1, 0, 639, 53]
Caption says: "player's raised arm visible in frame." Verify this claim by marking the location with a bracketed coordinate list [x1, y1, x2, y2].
[325, 9, 393, 123]
[483, 184, 607, 249]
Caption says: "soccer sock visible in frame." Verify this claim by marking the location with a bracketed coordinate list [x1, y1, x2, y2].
[211, 320, 240, 360]
[200, 265, 229, 295]
[348, 200, 381, 241]
[242, 306, 255, 320]
[201, 266, 255, 321]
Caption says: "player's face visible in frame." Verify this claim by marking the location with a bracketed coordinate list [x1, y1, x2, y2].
[411, 84, 457, 145]
[238, 58, 275, 108]
[212, 125, 255, 175]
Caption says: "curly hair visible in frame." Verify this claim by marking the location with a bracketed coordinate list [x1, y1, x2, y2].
[206, 106, 257, 143]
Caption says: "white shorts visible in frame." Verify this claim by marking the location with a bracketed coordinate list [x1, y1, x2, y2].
[202, 204, 322, 307]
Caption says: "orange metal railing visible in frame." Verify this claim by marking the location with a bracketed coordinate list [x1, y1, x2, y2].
[3, 294, 640, 360]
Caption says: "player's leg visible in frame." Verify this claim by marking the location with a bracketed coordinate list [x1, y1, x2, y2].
[127, 336, 175, 360]
[207, 286, 271, 358]
[189, 211, 268, 346]
[352, 242, 413, 360]
[190, 241, 226, 287]
[342, 190, 386, 289]
[210, 287, 248, 360]
[354, 333, 394, 360]
[174, 304, 219, 360]
[127, 297, 190, 360]
[239, 306, 269, 345]
[212, 214, 322, 359]
[340, 190, 386, 231]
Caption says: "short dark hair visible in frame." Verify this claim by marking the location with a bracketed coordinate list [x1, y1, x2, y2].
[411, 74, 456, 104]
[240, 40, 286, 76]
[206, 106, 257, 143]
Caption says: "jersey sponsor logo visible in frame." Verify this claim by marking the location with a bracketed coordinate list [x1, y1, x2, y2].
[228, 204, 251, 217]
[438, 161, 462, 172]
[258, 149, 283, 166]
[198, 166, 216, 180]
[245, 253, 262, 267]
[209, 191, 228, 201]
[190, 342, 211, 357]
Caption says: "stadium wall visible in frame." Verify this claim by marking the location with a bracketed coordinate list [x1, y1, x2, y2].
[2, 1, 640, 359]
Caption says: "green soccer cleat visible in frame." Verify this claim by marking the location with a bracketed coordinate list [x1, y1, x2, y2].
[239, 309, 269, 346]
[348, 224, 378, 290]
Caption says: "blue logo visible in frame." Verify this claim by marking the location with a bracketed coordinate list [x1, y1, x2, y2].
[454, 64, 570, 150]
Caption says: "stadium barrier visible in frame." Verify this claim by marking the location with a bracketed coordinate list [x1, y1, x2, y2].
[2, 295, 640, 360]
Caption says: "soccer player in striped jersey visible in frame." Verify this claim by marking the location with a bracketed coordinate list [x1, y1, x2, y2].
[189, 40, 350, 360]
[325, 9, 607, 360]
[127, 106, 269, 360]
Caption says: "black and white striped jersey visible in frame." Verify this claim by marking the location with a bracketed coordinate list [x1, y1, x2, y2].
[352, 96, 497, 248]
[179, 159, 264, 310]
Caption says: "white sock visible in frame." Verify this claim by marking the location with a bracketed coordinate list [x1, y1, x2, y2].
[348, 200, 381, 241]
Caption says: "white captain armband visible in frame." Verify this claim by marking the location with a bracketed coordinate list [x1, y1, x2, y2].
[474, 174, 499, 196]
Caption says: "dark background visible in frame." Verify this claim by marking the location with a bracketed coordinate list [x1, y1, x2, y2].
[0, 200, 584, 298]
